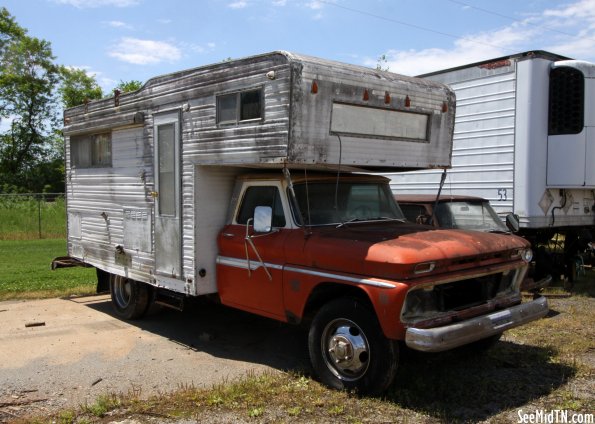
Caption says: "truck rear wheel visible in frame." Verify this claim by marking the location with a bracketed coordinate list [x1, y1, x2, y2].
[109, 274, 150, 320]
[308, 298, 398, 395]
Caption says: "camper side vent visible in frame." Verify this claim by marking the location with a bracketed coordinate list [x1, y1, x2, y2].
[548, 66, 584, 136]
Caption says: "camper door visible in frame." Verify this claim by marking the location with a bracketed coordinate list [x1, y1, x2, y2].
[153, 111, 182, 278]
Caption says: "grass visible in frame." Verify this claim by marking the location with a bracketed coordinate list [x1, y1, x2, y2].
[0, 238, 96, 300]
[0, 195, 66, 240]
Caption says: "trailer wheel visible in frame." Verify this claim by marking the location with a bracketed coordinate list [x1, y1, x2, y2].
[109, 274, 150, 320]
[308, 298, 398, 395]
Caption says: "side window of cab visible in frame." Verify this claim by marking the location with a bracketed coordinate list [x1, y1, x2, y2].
[236, 186, 286, 228]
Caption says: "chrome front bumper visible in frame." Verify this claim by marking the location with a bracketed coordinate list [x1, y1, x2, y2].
[405, 296, 549, 353]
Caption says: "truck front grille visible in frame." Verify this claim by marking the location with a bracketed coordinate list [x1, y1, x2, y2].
[402, 269, 520, 324]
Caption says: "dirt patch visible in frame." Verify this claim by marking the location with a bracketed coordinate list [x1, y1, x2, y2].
[0, 296, 309, 422]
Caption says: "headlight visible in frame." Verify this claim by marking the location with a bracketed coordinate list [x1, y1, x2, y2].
[521, 248, 533, 263]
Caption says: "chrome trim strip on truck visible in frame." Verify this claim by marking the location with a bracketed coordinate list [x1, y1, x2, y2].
[405, 296, 549, 352]
[216, 256, 396, 289]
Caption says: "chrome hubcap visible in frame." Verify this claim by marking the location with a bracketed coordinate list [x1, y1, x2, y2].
[113, 276, 132, 308]
[322, 319, 370, 381]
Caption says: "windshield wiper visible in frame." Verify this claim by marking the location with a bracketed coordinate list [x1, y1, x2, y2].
[336, 216, 406, 228]
[336, 218, 362, 228]
[375, 216, 407, 222]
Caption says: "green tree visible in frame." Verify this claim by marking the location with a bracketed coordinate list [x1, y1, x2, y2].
[0, 7, 61, 192]
[59, 66, 103, 108]
[376, 54, 390, 72]
[115, 79, 143, 93]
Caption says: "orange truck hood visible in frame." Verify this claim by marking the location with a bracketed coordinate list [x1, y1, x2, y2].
[285, 222, 529, 281]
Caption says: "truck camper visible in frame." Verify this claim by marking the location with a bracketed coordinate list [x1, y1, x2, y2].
[55, 51, 547, 394]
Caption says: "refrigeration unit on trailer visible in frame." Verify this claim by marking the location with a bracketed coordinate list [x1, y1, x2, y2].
[55, 51, 547, 394]
[388, 50, 595, 280]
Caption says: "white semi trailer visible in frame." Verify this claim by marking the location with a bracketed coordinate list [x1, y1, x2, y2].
[389, 51, 595, 281]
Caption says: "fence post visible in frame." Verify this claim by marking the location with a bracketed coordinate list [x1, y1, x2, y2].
[38, 195, 42, 239]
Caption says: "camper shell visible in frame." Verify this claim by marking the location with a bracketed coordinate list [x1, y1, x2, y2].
[63, 51, 455, 296]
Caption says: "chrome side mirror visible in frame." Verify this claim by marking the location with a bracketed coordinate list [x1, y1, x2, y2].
[254, 206, 273, 233]
[506, 213, 520, 233]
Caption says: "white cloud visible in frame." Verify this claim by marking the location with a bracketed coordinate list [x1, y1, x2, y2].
[108, 37, 182, 65]
[372, 0, 595, 76]
[228, 1, 248, 9]
[179, 41, 216, 55]
[272, 0, 286, 5]
[53, 0, 139, 8]
[104, 20, 133, 29]
[306, 1, 324, 10]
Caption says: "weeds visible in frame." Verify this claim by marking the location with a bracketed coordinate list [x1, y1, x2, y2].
[0, 195, 66, 240]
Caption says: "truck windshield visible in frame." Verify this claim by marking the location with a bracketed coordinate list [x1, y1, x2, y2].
[292, 181, 405, 226]
[435, 201, 508, 232]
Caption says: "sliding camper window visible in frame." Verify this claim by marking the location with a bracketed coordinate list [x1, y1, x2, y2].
[70, 133, 112, 168]
[217, 88, 263, 125]
[548, 66, 584, 135]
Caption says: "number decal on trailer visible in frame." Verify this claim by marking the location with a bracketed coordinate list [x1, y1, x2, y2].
[498, 188, 507, 201]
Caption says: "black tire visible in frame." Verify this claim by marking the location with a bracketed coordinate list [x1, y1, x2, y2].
[109, 274, 150, 320]
[308, 298, 398, 395]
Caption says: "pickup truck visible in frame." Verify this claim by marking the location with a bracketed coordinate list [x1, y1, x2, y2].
[396, 194, 511, 232]
[396, 194, 552, 291]
[212, 172, 548, 393]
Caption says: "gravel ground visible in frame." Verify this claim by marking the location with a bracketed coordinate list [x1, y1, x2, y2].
[0, 295, 309, 422]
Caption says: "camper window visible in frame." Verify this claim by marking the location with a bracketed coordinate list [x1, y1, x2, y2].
[217, 88, 263, 125]
[70, 133, 112, 168]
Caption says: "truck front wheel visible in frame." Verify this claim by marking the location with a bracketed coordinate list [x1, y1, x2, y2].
[308, 298, 398, 395]
[109, 274, 150, 320]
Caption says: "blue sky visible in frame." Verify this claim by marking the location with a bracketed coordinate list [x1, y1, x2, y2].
[4, 0, 595, 93]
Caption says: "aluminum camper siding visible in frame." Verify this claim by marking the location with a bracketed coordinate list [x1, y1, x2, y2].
[65, 126, 154, 284]
[286, 54, 455, 170]
[63, 53, 295, 294]
[64, 51, 455, 170]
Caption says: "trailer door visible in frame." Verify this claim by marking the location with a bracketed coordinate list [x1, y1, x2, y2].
[153, 112, 182, 278]
[546, 65, 590, 187]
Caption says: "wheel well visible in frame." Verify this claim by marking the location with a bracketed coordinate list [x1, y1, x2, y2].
[301, 282, 374, 327]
